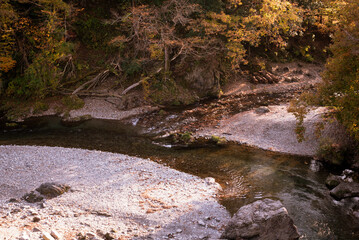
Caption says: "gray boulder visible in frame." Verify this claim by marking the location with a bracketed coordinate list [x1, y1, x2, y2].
[255, 107, 270, 115]
[221, 199, 300, 240]
[330, 182, 359, 200]
[36, 182, 70, 198]
[325, 174, 342, 190]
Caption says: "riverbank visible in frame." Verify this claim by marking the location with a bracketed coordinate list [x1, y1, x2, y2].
[197, 104, 349, 156]
[0, 145, 230, 239]
[2, 61, 344, 157]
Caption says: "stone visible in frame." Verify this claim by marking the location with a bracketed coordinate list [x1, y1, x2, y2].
[103, 233, 115, 240]
[198, 220, 206, 226]
[22, 191, 43, 203]
[86, 232, 96, 238]
[325, 174, 342, 190]
[176, 229, 182, 233]
[330, 182, 359, 200]
[204, 177, 216, 185]
[36, 182, 70, 198]
[309, 159, 322, 172]
[9, 198, 20, 203]
[19, 231, 30, 240]
[33, 216, 41, 222]
[42, 232, 55, 240]
[51, 230, 62, 239]
[221, 199, 300, 240]
[255, 107, 270, 114]
[33, 227, 41, 232]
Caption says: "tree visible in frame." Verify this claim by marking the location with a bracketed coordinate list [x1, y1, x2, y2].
[319, 0, 359, 140]
[1, 0, 74, 99]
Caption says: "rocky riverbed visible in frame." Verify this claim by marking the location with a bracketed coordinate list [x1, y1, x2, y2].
[0, 145, 230, 239]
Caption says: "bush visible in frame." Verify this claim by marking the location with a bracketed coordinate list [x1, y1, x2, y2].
[62, 95, 85, 110]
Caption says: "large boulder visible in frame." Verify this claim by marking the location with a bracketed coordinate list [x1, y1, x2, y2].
[325, 174, 342, 190]
[330, 182, 359, 200]
[36, 182, 70, 198]
[221, 199, 300, 240]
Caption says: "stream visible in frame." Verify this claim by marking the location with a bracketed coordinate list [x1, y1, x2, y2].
[1, 116, 358, 239]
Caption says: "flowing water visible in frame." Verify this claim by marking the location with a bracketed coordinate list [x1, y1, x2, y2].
[1, 116, 358, 239]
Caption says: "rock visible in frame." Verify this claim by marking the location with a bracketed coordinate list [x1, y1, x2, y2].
[176, 229, 182, 233]
[309, 159, 322, 172]
[255, 107, 270, 114]
[22, 191, 43, 203]
[36, 182, 70, 198]
[325, 174, 342, 190]
[103, 233, 115, 240]
[330, 182, 359, 200]
[19, 231, 30, 240]
[61, 114, 92, 127]
[221, 199, 300, 240]
[204, 177, 216, 185]
[32, 216, 41, 222]
[9, 198, 20, 203]
[33, 227, 41, 232]
[86, 232, 96, 238]
[42, 231, 55, 240]
[51, 230, 62, 239]
[342, 169, 355, 182]
[198, 220, 206, 226]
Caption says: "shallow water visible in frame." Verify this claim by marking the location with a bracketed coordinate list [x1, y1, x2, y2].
[1, 116, 358, 239]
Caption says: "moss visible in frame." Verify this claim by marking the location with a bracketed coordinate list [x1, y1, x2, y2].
[33, 101, 49, 114]
[158, 109, 167, 116]
[62, 95, 85, 110]
[5, 122, 18, 127]
[172, 132, 194, 144]
[2, 101, 31, 121]
[211, 135, 227, 145]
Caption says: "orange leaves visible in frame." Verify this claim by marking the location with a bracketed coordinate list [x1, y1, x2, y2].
[0, 56, 16, 72]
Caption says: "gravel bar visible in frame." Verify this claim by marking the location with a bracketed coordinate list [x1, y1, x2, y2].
[0, 145, 229, 239]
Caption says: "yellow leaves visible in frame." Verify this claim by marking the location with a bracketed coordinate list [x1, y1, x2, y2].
[149, 44, 164, 60]
[242, 0, 303, 48]
[208, 12, 231, 24]
[0, 56, 16, 72]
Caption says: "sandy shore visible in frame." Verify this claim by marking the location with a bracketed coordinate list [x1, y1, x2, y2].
[0, 145, 229, 239]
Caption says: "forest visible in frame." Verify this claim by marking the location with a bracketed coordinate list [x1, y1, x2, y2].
[0, 0, 358, 140]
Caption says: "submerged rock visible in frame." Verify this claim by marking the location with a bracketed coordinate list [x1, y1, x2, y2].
[330, 182, 359, 200]
[221, 198, 300, 240]
[325, 174, 342, 190]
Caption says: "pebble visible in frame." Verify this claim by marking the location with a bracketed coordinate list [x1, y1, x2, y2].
[51, 230, 62, 239]
[204, 177, 216, 185]
[176, 229, 182, 233]
[32, 216, 41, 222]
[33, 227, 41, 232]
[86, 232, 96, 238]
[42, 231, 55, 240]
[19, 231, 30, 240]
[198, 220, 205, 226]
